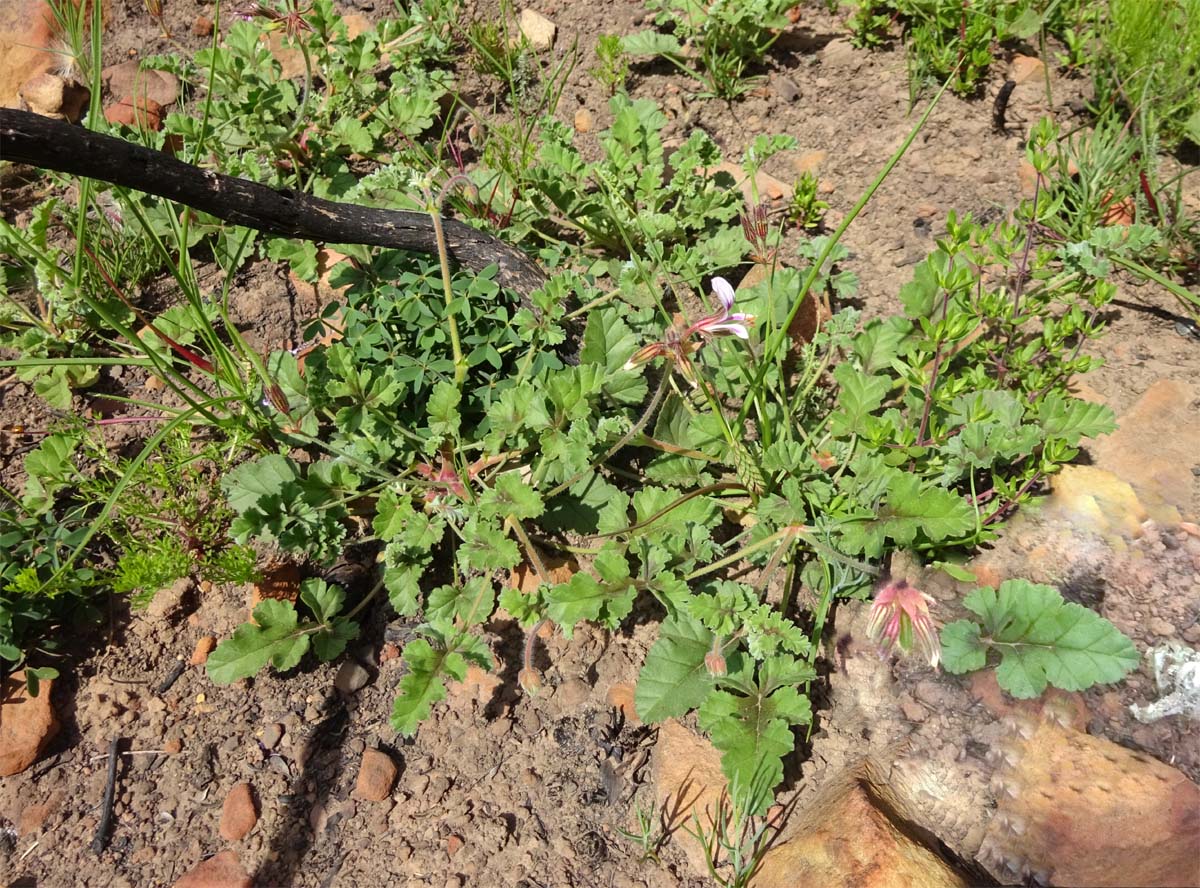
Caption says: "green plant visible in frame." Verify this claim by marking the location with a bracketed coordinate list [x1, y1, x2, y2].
[683, 786, 783, 887]
[848, 0, 1101, 98]
[1094, 0, 1200, 149]
[941, 579, 1139, 697]
[591, 33, 630, 95]
[622, 0, 795, 99]
[786, 171, 828, 231]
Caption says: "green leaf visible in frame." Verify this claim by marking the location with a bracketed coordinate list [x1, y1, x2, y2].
[427, 381, 461, 439]
[580, 308, 648, 405]
[427, 576, 495, 626]
[698, 665, 812, 816]
[299, 578, 343, 624]
[843, 471, 975, 555]
[635, 614, 715, 723]
[1035, 394, 1116, 445]
[479, 471, 544, 522]
[207, 599, 309, 683]
[828, 364, 890, 436]
[620, 30, 683, 57]
[940, 580, 1139, 698]
[390, 637, 463, 735]
[459, 519, 520, 572]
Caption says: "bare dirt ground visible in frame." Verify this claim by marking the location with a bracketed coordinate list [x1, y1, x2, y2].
[1, 1, 1198, 886]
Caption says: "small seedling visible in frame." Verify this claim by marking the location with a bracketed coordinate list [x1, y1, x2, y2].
[786, 171, 829, 231]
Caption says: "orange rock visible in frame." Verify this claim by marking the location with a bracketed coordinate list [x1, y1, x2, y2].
[980, 719, 1200, 886]
[173, 850, 252, 888]
[354, 748, 399, 801]
[101, 60, 178, 107]
[379, 642, 401, 663]
[605, 682, 639, 724]
[508, 554, 577, 594]
[219, 782, 258, 841]
[1009, 54, 1045, 84]
[249, 559, 301, 617]
[573, 107, 593, 133]
[651, 720, 728, 878]
[1100, 189, 1135, 226]
[190, 636, 217, 666]
[755, 781, 970, 887]
[103, 96, 164, 131]
[446, 834, 464, 857]
[192, 15, 213, 36]
[967, 670, 1088, 730]
[18, 789, 64, 836]
[1091, 379, 1200, 523]
[19, 73, 89, 121]
[708, 161, 793, 204]
[0, 670, 60, 776]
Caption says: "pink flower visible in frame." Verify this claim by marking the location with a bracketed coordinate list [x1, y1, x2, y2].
[623, 277, 754, 387]
[866, 579, 941, 668]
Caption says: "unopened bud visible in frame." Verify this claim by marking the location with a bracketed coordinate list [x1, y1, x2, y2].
[705, 650, 727, 677]
[518, 667, 543, 695]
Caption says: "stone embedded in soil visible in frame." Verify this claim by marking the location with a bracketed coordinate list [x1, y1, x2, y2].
[192, 15, 213, 37]
[552, 677, 590, 708]
[1090, 379, 1200, 523]
[18, 789, 64, 836]
[103, 96, 165, 131]
[518, 8, 556, 50]
[249, 561, 301, 616]
[573, 107, 593, 133]
[1009, 54, 1045, 84]
[190, 636, 217, 666]
[19, 73, 89, 121]
[334, 659, 372, 695]
[101, 60, 179, 108]
[173, 850, 252, 888]
[754, 780, 970, 888]
[0, 670, 60, 777]
[604, 682, 639, 724]
[979, 717, 1200, 887]
[1047, 465, 1149, 538]
[354, 747, 399, 801]
[651, 720, 728, 878]
[148, 577, 195, 622]
[219, 782, 258, 842]
[707, 161, 792, 205]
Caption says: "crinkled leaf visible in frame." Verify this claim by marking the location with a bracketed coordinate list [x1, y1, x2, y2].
[390, 637, 464, 735]
[635, 614, 715, 723]
[828, 364, 890, 436]
[1035, 394, 1116, 445]
[479, 471, 544, 522]
[207, 599, 308, 683]
[940, 580, 1139, 699]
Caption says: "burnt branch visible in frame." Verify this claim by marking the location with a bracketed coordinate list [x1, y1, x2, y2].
[0, 109, 547, 297]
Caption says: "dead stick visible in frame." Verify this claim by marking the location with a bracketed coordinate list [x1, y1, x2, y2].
[0, 109, 548, 299]
[91, 737, 121, 855]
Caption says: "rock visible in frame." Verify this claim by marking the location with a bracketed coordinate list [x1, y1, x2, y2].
[219, 782, 258, 841]
[104, 95, 165, 130]
[148, 577, 194, 622]
[192, 15, 213, 37]
[1017, 159, 1039, 199]
[518, 8, 556, 50]
[172, 851, 252, 888]
[446, 834, 464, 857]
[249, 561, 301, 616]
[979, 718, 1200, 886]
[334, 660, 371, 695]
[190, 636, 217, 666]
[447, 663, 502, 709]
[261, 722, 285, 750]
[708, 161, 791, 204]
[0, 0, 57, 109]
[1047, 465, 1148, 538]
[1091, 379, 1200, 523]
[605, 682, 639, 724]
[354, 748, 399, 801]
[164, 736, 183, 755]
[0, 670, 60, 776]
[19, 73, 89, 121]
[1009, 54, 1044, 84]
[379, 642, 401, 664]
[101, 61, 179, 108]
[772, 74, 801, 102]
[754, 780, 970, 888]
[651, 720, 727, 878]
[18, 789, 63, 836]
[573, 107, 593, 133]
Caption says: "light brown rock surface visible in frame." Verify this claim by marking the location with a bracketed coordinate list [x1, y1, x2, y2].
[0, 671, 60, 777]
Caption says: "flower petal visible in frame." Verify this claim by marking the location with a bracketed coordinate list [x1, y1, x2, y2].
[624, 341, 667, 370]
[710, 321, 751, 340]
[712, 276, 736, 311]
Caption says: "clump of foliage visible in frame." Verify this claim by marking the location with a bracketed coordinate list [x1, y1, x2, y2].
[1, 0, 1147, 831]
[591, 34, 630, 95]
[622, 0, 796, 98]
[786, 171, 828, 231]
[847, 0, 1099, 96]
[1093, 0, 1200, 148]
